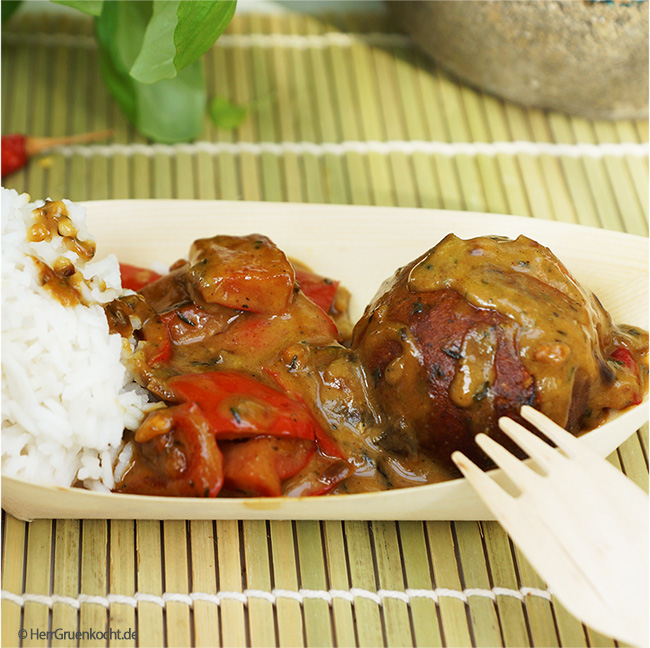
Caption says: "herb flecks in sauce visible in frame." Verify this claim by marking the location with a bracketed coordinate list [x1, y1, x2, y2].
[101, 232, 647, 495]
[406, 234, 648, 429]
[354, 234, 648, 471]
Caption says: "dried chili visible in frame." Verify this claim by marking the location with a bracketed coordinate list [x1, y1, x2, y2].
[1, 130, 112, 178]
[1, 134, 28, 178]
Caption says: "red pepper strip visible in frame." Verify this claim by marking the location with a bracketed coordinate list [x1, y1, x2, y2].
[281, 452, 354, 497]
[221, 437, 315, 497]
[119, 262, 162, 292]
[1, 134, 28, 177]
[167, 371, 320, 441]
[265, 366, 345, 459]
[313, 423, 345, 460]
[117, 402, 224, 497]
[295, 268, 339, 314]
[2, 131, 112, 178]
[610, 347, 637, 373]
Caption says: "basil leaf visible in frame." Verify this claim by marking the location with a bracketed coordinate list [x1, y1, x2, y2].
[1, 1, 22, 22]
[129, 0, 180, 84]
[95, 1, 151, 122]
[130, 0, 236, 85]
[135, 59, 206, 142]
[209, 96, 248, 129]
[53, 0, 104, 16]
[112, 1, 152, 67]
[96, 0, 206, 142]
[174, 0, 236, 71]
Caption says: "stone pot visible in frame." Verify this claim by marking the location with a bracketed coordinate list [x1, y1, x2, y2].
[392, 0, 649, 120]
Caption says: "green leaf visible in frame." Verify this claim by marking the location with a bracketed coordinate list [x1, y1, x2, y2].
[52, 0, 104, 16]
[95, 1, 151, 122]
[130, 0, 236, 85]
[2, 0, 22, 23]
[95, 0, 206, 142]
[135, 59, 206, 142]
[129, 0, 180, 84]
[209, 96, 248, 129]
[174, 0, 237, 71]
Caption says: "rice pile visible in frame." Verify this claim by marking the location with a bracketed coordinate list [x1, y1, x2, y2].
[1, 187, 148, 490]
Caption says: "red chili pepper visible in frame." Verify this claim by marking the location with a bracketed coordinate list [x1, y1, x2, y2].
[1, 130, 112, 178]
[1, 134, 28, 178]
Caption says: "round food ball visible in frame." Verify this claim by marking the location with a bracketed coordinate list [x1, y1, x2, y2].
[352, 234, 647, 470]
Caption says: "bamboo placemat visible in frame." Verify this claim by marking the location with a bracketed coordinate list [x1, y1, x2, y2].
[2, 8, 648, 648]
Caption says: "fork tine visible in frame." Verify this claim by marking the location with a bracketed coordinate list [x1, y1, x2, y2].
[519, 405, 586, 458]
[473, 433, 541, 493]
[498, 415, 559, 471]
[456, 409, 649, 647]
[451, 450, 518, 509]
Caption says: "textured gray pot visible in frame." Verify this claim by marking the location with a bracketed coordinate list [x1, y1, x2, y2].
[393, 0, 649, 120]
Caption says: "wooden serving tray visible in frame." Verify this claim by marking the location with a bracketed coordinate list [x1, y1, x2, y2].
[2, 200, 648, 521]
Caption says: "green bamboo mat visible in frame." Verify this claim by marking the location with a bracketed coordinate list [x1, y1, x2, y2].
[2, 8, 648, 648]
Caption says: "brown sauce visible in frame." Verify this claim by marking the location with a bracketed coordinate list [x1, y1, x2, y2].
[406, 235, 648, 429]
[106, 235, 454, 494]
[28, 200, 96, 307]
[353, 235, 648, 470]
[104, 233, 648, 496]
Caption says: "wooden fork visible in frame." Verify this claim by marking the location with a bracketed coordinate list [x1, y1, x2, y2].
[452, 406, 649, 647]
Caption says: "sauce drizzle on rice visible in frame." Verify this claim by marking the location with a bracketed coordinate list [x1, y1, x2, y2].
[1, 188, 149, 490]
[28, 201, 97, 307]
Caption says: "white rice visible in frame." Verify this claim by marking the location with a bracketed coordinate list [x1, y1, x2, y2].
[1, 187, 149, 490]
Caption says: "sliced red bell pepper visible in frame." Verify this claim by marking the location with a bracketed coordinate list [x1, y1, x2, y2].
[117, 402, 224, 497]
[221, 436, 315, 497]
[610, 346, 637, 373]
[265, 366, 345, 460]
[103, 292, 171, 366]
[222, 292, 340, 360]
[281, 452, 354, 497]
[120, 262, 162, 292]
[610, 347, 643, 405]
[295, 267, 339, 313]
[167, 371, 321, 441]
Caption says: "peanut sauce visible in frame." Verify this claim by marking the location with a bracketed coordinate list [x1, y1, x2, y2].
[353, 234, 648, 471]
[105, 235, 456, 494]
[28, 200, 96, 307]
[407, 235, 648, 429]
[106, 233, 648, 495]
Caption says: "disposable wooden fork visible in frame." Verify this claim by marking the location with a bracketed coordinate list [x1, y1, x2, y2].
[452, 405, 649, 646]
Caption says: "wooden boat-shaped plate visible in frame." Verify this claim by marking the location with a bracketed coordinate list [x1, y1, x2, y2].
[2, 200, 648, 521]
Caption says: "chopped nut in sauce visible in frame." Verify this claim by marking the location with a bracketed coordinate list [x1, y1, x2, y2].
[28, 201, 97, 307]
